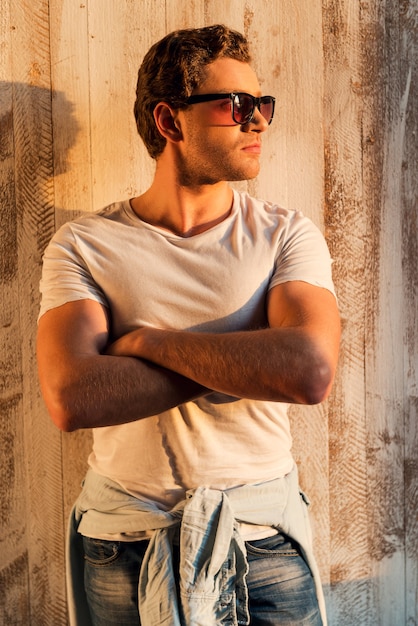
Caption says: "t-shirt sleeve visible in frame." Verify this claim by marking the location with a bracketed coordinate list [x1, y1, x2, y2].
[269, 210, 336, 297]
[38, 222, 108, 320]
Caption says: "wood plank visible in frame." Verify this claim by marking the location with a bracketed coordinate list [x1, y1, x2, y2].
[0, 553, 30, 624]
[49, 0, 92, 224]
[0, 1, 30, 620]
[362, 1, 412, 623]
[9, 0, 67, 623]
[165, 0, 205, 29]
[322, 0, 373, 622]
[87, 0, 165, 210]
[400, 2, 418, 623]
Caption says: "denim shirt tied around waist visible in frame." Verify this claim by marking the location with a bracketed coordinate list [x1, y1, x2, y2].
[67, 465, 327, 626]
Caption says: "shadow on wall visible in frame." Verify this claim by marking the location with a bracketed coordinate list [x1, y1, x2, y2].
[0, 81, 80, 282]
[0, 81, 80, 207]
[0, 78, 81, 423]
[0, 82, 90, 624]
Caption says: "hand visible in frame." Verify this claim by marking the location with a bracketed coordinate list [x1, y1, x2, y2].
[106, 326, 176, 362]
[106, 327, 149, 358]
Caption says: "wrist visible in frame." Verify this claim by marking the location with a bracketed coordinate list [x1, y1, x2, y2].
[139, 327, 176, 363]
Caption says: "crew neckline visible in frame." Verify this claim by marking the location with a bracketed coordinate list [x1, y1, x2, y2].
[123, 189, 240, 240]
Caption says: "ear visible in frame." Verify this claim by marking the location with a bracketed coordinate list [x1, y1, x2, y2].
[153, 102, 182, 143]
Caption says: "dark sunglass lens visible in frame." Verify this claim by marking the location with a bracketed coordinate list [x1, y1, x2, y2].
[233, 94, 254, 124]
[260, 98, 274, 124]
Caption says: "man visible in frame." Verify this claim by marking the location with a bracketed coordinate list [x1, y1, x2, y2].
[37, 24, 340, 626]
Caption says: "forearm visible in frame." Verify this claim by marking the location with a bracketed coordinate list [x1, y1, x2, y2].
[40, 353, 207, 432]
[108, 326, 335, 405]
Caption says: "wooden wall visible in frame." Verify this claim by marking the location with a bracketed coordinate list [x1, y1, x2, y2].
[0, 1, 416, 624]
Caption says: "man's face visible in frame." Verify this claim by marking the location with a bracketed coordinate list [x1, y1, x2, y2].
[175, 58, 270, 186]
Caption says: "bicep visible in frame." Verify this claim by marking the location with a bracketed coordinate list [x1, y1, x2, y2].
[37, 299, 110, 369]
[267, 281, 341, 361]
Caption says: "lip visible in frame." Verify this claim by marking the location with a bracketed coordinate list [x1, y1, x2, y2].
[242, 142, 261, 154]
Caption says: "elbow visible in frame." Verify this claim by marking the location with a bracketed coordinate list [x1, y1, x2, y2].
[41, 386, 82, 432]
[37, 354, 89, 431]
[266, 357, 335, 405]
[303, 363, 334, 405]
[53, 409, 79, 433]
[48, 401, 80, 432]
[299, 356, 336, 405]
[40, 367, 104, 430]
[276, 344, 336, 405]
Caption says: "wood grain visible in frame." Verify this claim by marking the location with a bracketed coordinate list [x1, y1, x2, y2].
[0, 3, 30, 622]
[322, 0, 375, 622]
[0, 1, 416, 624]
[8, 1, 67, 623]
[400, 2, 418, 623]
[49, 0, 92, 223]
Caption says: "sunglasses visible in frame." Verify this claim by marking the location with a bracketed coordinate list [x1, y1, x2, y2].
[186, 92, 276, 126]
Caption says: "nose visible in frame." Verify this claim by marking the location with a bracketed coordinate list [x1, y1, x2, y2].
[243, 107, 269, 132]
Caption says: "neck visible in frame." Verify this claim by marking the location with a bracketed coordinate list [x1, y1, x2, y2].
[131, 161, 235, 237]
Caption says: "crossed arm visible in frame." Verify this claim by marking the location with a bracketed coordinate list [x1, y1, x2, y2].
[37, 281, 340, 432]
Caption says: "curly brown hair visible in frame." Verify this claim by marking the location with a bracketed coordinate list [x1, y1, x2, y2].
[134, 24, 251, 159]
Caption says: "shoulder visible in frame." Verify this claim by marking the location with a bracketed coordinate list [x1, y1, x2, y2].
[49, 200, 131, 243]
[236, 190, 293, 218]
[235, 191, 323, 241]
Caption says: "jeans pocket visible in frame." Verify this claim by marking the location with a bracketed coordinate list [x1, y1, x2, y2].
[245, 532, 300, 558]
[83, 536, 122, 566]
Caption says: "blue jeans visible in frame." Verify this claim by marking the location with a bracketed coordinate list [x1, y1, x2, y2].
[83, 532, 322, 625]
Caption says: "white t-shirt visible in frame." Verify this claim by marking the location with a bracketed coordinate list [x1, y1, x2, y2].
[39, 190, 336, 510]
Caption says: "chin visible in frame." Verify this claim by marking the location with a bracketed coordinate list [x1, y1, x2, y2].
[229, 167, 260, 182]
